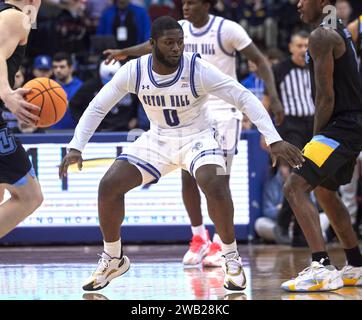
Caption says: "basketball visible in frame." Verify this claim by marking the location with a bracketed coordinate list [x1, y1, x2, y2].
[23, 77, 67, 127]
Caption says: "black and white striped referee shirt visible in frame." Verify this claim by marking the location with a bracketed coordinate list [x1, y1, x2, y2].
[272, 57, 315, 117]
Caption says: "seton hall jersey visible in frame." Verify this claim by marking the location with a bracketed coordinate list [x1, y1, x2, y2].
[179, 15, 252, 81]
[68, 52, 282, 152]
[179, 15, 251, 110]
[135, 53, 209, 136]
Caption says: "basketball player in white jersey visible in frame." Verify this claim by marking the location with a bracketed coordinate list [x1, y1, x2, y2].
[104, 0, 285, 268]
[59, 17, 303, 292]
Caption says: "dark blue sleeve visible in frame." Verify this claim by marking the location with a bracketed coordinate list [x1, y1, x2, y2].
[96, 11, 108, 34]
[139, 8, 151, 43]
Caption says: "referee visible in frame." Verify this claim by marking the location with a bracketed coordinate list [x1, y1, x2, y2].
[265, 30, 315, 246]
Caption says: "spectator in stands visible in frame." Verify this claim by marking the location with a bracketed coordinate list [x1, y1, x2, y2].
[238, 0, 276, 48]
[84, 0, 112, 28]
[241, 49, 284, 102]
[255, 163, 290, 242]
[242, 47, 285, 103]
[239, 0, 269, 43]
[241, 60, 265, 101]
[51, 52, 83, 129]
[336, 0, 353, 26]
[272, 0, 306, 52]
[264, 30, 315, 247]
[97, 0, 151, 50]
[255, 163, 330, 244]
[145, 0, 178, 21]
[53, 0, 89, 54]
[70, 60, 139, 131]
[25, 1, 62, 58]
[32, 55, 53, 79]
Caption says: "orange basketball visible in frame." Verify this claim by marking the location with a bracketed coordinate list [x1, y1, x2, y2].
[23, 77, 67, 128]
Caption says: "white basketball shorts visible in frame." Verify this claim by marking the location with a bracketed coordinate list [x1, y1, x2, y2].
[117, 128, 226, 184]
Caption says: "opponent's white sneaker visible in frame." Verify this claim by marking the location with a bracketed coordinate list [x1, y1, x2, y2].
[281, 261, 343, 292]
[203, 242, 223, 267]
[222, 251, 247, 292]
[183, 235, 211, 266]
[340, 265, 362, 286]
[82, 252, 130, 291]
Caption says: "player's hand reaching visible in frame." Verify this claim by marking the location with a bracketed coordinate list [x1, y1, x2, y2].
[2, 88, 40, 125]
[59, 149, 83, 178]
[103, 49, 128, 65]
[269, 96, 285, 126]
[269, 141, 305, 169]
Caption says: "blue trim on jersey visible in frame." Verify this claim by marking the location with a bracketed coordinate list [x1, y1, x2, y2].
[223, 119, 241, 156]
[189, 15, 216, 37]
[217, 19, 236, 57]
[147, 55, 184, 88]
[135, 58, 141, 94]
[190, 53, 200, 98]
[117, 154, 161, 181]
[311, 135, 340, 150]
[189, 148, 224, 176]
[13, 167, 35, 187]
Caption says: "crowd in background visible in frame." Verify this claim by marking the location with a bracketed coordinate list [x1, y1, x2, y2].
[5, 0, 358, 134]
[2, 0, 362, 241]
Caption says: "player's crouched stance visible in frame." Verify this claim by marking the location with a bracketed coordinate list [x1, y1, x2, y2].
[58, 16, 304, 292]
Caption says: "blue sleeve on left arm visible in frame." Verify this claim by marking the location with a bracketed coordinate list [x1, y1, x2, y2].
[140, 9, 151, 43]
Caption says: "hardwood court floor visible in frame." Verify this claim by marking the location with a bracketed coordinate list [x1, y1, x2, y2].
[0, 243, 361, 300]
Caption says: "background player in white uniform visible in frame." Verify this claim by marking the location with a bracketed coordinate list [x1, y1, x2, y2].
[59, 17, 303, 292]
[104, 0, 285, 268]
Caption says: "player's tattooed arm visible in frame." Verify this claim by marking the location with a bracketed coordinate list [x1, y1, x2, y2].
[241, 43, 285, 126]
[309, 27, 340, 135]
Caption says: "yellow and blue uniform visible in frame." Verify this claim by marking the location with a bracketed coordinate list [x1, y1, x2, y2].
[299, 19, 362, 190]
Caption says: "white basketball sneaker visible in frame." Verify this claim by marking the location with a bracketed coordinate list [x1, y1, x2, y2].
[340, 265, 362, 286]
[203, 234, 223, 267]
[222, 251, 247, 292]
[82, 252, 130, 291]
[203, 242, 223, 267]
[183, 234, 211, 266]
[281, 261, 343, 292]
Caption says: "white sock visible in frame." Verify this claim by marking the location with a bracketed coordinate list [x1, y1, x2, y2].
[103, 239, 121, 258]
[221, 240, 238, 256]
[191, 224, 207, 240]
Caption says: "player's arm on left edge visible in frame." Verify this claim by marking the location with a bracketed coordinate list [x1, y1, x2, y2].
[241, 43, 285, 125]
[308, 28, 336, 135]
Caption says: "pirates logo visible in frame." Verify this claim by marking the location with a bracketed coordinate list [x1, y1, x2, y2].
[192, 142, 203, 152]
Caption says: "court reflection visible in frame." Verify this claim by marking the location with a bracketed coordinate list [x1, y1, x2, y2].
[0, 244, 361, 300]
[0, 262, 249, 300]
